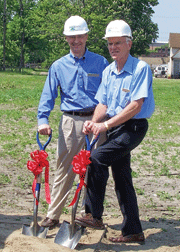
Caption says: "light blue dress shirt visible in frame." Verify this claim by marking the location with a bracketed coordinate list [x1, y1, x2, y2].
[95, 55, 155, 118]
[37, 49, 109, 125]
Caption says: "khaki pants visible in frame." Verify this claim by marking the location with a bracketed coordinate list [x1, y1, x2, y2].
[47, 113, 106, 220]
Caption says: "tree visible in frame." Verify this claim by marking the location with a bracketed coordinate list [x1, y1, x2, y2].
[3, 0, 6, 70]
[32, 0, 159, 65]
[1, 0, 159, 68]
[3, 0, 38, 69]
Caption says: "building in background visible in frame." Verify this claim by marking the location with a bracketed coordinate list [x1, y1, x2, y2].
[139, 41, 169, 73]
[168, 33, 180, 78]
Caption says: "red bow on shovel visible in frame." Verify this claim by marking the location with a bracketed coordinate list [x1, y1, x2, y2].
[27, 149, 51, 204]
[22, 131, 52, 239]
[69, 135, 99, 207]
[69, 149, 91, 206]
[54, 135, 99, 249]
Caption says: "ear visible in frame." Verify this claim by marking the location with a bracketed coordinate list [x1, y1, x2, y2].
[128, 40, 132, 50]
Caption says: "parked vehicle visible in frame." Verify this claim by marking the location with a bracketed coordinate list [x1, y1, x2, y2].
[154, 65, 168, 78]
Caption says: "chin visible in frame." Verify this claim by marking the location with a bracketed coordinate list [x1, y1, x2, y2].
[111, 55, 117, 60]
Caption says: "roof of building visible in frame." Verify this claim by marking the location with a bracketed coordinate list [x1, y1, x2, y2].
[169, 33, 180, 48]
[138, 57, 169, 68]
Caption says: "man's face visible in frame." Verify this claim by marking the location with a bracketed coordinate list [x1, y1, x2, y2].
[66, 34, 88, 57]
[107, 36, 132, 62]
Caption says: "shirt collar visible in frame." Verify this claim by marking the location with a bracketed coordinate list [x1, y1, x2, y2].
[69, 48, 88, 63]
[110, 54, 133, 75]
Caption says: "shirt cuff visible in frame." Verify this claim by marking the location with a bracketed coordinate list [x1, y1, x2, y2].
[38, 117, 49, 126]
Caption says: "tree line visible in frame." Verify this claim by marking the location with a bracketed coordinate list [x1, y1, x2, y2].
[0, 0, 159, 71]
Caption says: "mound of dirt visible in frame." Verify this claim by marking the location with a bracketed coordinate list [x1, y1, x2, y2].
[1, 213, 180, 252]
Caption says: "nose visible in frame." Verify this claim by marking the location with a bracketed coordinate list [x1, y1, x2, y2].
[74, 36, 79, 43]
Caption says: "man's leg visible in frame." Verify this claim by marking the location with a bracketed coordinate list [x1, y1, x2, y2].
[42, 113, 106, 228]
[76, 119, 148, 233]
[111, 154, 142, 236]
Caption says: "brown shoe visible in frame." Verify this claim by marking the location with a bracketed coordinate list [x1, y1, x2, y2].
[41, 217, 59, 230]
[109, 232, 145, 243]
[75, 214, 105, 230]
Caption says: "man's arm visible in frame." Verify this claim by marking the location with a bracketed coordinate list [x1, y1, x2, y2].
[104, 98, 144, 129]
[37, 66, 58, 135]
[83, 98, 144, 138]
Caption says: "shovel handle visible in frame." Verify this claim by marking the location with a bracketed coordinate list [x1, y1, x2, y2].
[85, 134, 99, 152]
[36, 130, 52, 150]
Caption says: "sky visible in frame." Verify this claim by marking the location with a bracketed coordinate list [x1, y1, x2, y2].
[151, 0, 180, 42]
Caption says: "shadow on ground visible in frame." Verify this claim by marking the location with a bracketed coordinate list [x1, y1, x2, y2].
[0, 214, 180, 251]
[0, 214, 43, 249]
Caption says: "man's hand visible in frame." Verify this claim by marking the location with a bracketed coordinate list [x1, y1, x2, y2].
[82, 120, 94, 134]
[38, 124, 51, 135]
[91, 122, 107, 138]
[83, 121, 107, 138]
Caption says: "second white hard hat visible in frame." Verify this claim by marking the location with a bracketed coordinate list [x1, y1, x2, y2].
[104, 20, 132, 39]
[63, 16, 89, 36]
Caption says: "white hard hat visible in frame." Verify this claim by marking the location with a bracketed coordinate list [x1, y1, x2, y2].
[63, 16, 89, 36]
[103, 20, 132, 39]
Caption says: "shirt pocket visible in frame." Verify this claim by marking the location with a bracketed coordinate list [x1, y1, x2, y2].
[85, 73, 101, 95]
[115, 90, 130, 114]
[120, 91, 130, 108]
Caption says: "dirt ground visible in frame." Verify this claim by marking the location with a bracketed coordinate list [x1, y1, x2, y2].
[0, 142, 180, 252]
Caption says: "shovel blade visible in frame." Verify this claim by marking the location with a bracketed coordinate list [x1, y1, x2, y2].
[54, 220, 84, 249]
[22, 223, 49, 238]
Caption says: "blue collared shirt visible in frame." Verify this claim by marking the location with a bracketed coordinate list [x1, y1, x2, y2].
[37, 49, 109, 125]
[95, 55, 155, 118]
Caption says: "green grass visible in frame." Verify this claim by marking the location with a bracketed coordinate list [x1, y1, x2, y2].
[0, 72, 61, 161]
[0, 173, 11, 184]
[1, 73, 180, 216]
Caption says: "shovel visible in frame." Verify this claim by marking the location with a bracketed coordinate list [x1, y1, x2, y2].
[22, 131, 52, 238]
[54, 135, 99, 249]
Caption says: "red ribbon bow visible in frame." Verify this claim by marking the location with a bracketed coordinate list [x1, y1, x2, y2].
[69, 149, 91, 206]
[27, 150, 51, 204]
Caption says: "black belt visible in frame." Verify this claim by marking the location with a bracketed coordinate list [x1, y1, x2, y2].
[65, 111, 94, 116]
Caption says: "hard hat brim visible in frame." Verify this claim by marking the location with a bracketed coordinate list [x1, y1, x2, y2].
[63, 30, 89, 36]
[103, 34, 132, 40]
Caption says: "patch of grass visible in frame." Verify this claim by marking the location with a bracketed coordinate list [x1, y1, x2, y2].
[0, 173, 11, 184]
[62, 207, 69, 214]
[40, 199, 49, 213]
[134, 186, 145, 195]
[131, 170, 139, 178]
[145, 198, 157, 209]
[157, 191, 173, 201]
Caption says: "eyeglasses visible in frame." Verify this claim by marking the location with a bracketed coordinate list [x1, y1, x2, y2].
[107, 41, 127, 47]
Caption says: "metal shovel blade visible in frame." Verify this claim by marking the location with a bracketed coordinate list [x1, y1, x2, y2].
[54, 221, 84, 249]
[22, 223, 49, 238]
[54, 189, 84, 249]
[22, 176, 48, 238]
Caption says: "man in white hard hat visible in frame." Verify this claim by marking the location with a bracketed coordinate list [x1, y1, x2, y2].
[75, 20, 155, 243]
[37, 15, 108, 229]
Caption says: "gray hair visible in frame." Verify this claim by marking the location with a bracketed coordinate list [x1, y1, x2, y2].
[126, 37, 132, 43]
